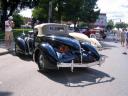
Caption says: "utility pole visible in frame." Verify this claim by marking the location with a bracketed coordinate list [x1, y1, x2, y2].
[48, 1, 52, 23]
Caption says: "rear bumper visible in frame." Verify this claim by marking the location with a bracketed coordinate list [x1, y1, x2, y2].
[57, 55, 105, 72]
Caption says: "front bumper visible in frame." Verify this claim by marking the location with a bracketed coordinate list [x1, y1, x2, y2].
[57, 55, 105, 72]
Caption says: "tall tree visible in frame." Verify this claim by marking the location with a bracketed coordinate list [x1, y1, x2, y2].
[32, 0, 100, 28]
[0, 0, 39, 30]
[63, 0, 100, 26]
[106, 20, 114, 30]
[32, 0, 49, 23]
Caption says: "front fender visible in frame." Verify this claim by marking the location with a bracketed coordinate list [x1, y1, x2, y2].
[15, 37, 27, 50]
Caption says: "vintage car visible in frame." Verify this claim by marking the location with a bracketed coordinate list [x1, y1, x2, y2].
[68, 32, 102, 49]
[15, 23, 105, 72]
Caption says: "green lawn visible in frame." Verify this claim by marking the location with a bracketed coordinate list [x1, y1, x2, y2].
[0, 28, 32, 40]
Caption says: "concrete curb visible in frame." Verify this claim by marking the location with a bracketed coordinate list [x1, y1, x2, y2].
[0, 48, 9, 55]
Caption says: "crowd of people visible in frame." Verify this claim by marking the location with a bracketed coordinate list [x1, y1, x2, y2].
[113, 29, 128, 48]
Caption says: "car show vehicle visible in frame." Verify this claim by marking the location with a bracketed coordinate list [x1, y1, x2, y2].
[15, 23, 105, 72]
[68, 32, 102, 49]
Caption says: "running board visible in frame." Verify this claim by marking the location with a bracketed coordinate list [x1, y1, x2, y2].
[57, 55, 105, 72]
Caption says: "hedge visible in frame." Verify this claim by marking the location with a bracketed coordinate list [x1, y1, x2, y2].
[0, 28, 32, 40]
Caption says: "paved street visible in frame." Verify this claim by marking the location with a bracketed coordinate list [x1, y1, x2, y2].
[0, 39, 128, 96]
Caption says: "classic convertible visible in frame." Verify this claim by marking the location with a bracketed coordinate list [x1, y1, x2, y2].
[68, 32, 102, 50]
[15, 23, 105, 72]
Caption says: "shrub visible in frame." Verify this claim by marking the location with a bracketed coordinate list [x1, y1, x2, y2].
[0, 28, 32, 40]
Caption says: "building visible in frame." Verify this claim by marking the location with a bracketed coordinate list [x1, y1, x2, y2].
[94, 13, 107, 28]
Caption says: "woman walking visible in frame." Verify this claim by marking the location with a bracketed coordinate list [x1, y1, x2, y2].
[120, 29, 125, 47]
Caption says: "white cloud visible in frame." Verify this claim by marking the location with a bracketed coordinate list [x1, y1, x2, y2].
[97, 0, 128, 23]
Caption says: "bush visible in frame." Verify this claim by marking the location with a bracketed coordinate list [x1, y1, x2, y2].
[0, 28, 32, 40]
[13, 28, 32, 38]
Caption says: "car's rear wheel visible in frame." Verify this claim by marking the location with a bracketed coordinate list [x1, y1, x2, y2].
[37, 51, 46, 71]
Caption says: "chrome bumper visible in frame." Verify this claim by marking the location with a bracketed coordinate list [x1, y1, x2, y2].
[57, 55, 105, 72]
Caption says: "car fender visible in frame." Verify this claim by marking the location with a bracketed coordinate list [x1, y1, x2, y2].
[36, 43, 59, 62]
[15, 37, 27, 50]
[81, 42, 100, 60]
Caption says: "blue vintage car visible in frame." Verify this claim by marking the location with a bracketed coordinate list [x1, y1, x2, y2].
[15, 23, 105, 72]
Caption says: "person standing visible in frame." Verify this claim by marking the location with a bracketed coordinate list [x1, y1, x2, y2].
[126, 29, 128, 48]
[34, 20, 40, 26]
[120, 29, 125, 47]
[5, 16, 15, 50]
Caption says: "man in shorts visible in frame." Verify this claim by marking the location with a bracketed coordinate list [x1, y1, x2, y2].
[5, 16, 15, 50]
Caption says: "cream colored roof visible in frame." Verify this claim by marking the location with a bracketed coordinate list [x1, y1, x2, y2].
[34, 23, 69, 36]
[69, 32, 90, 42]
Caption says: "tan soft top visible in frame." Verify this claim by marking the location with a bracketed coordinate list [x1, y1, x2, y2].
[34, 23, 69, 36]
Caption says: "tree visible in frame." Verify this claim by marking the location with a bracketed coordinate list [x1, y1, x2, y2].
[62, 0, 100, 30]
[13, 14, 24, 28]
[115, 22, 128, 29]
[32, 0, 100, 28]
[106, 20, 114, 30]
[32, 0, 50, 23]
[0, 0, 39, 30]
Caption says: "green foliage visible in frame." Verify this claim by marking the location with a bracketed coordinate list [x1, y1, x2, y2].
[0, 29, 32, 40]
[106, 20, 114, 30]
[13, 29, 32, 38]
[78, 22, 88, 28]
[115, 22, 128, 29]
[32, 7, 48, 22]
[13, 14, 24, 28]
[32, 0, 100, 24]
[32, 0, 50, 22]
[0, 0, 39, 30]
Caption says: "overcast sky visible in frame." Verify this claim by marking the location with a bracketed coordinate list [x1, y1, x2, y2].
[19, 0, 128, 23]
[97, 0, 128, 23]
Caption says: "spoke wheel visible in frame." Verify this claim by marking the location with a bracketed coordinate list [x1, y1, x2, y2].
[37, 52, 46, 71]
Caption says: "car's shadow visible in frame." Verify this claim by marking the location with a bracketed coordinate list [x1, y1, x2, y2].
[10, 52, 33, 61]
[0, 91, 13, 96]
[39, 68, 115, 87]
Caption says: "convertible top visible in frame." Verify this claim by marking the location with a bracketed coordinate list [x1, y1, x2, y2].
[34, 23, 69, 36]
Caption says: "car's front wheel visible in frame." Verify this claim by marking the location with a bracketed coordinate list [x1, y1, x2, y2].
[15, 43, 20, 56]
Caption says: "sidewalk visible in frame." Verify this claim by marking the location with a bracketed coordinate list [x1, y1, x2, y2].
[0, 48, 9, 55]
[0, 41, 14, 55]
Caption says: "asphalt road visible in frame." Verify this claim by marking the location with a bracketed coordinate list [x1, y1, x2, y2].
[0, 40, 128, 96]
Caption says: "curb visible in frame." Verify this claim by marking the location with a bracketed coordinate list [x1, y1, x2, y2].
[0, 48, 9, 55]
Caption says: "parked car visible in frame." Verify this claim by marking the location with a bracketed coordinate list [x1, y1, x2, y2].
[15, 23, 105, 72]
[68, 32, 102, 49]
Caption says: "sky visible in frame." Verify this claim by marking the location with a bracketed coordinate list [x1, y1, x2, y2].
[97, 0, 128, 23]
[19, 0, 128, 23]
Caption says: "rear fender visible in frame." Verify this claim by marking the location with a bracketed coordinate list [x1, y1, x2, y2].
[81, 42, 100, 60]
[39, 43, 59, 62]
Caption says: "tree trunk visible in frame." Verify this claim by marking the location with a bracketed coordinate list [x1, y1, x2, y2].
[1, 10, 8, 31]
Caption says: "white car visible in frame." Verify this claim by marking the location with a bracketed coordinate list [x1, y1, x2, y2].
[69, 32, 102, 49]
